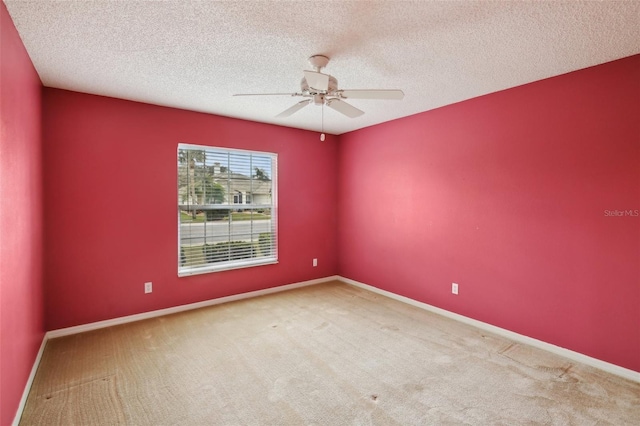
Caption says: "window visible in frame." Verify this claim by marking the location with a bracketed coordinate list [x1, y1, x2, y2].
[178, 144, 277, 276]
[233, 191, 243, 204]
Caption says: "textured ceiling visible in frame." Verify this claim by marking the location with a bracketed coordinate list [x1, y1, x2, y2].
[4, 1, 640, 135]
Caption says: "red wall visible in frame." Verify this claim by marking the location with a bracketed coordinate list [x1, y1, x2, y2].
[338, 55, 640, 372]
[3, 12, 638, 424]
[0, 3, 45, 425]
[42, 89, 338, 330]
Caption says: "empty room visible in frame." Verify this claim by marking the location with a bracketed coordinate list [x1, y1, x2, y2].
[1, 1, 638, 425]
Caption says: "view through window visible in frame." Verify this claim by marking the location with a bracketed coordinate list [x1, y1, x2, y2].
[178, 144, 277, 276]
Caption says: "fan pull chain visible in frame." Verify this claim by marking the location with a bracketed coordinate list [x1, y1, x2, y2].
[320, 102, 325, 141]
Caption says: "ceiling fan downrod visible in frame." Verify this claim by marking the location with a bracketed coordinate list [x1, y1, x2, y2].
[308, 54, 330, 72]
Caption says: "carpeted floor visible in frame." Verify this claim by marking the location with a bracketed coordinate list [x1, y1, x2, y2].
[20, 281, 640, 425]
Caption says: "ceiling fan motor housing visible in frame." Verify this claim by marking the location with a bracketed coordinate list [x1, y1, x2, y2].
[300, 75, 338, 95]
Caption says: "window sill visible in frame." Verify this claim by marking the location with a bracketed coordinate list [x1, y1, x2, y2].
[178, 258, 278, 277]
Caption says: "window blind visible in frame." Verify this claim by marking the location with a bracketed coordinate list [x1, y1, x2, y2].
[177, 144, 277, 276]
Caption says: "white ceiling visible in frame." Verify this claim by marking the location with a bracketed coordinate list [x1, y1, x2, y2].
[4, 1, 639, 135]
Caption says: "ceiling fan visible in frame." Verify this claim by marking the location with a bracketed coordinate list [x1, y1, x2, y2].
[233, 55, 404, 119]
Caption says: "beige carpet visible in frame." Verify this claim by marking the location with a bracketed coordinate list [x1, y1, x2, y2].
[20, 281, 640, 425]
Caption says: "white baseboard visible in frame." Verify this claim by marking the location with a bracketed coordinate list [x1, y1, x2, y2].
[338, 276, 640, 383]
[12, 336, 47, 426]
[47, 275, 340, 339]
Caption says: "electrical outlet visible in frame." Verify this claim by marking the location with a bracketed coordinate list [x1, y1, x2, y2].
[452, 283, 459, 295]
[313, 258, 318, 267]
[144, 282, 153, 294]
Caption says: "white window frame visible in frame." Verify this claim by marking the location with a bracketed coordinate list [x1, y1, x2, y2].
[177, 143, 278, 276]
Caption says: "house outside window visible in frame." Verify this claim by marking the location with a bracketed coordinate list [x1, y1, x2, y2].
[177, 144, 277, 276]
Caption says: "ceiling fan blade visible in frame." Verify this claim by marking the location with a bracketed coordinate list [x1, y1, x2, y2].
[303, 70, 330, 91]
[326, 99, 364, 118]
[339, 89, 404, 100]
[233, 93, 299, 97]
[276, 100, 311, 118]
